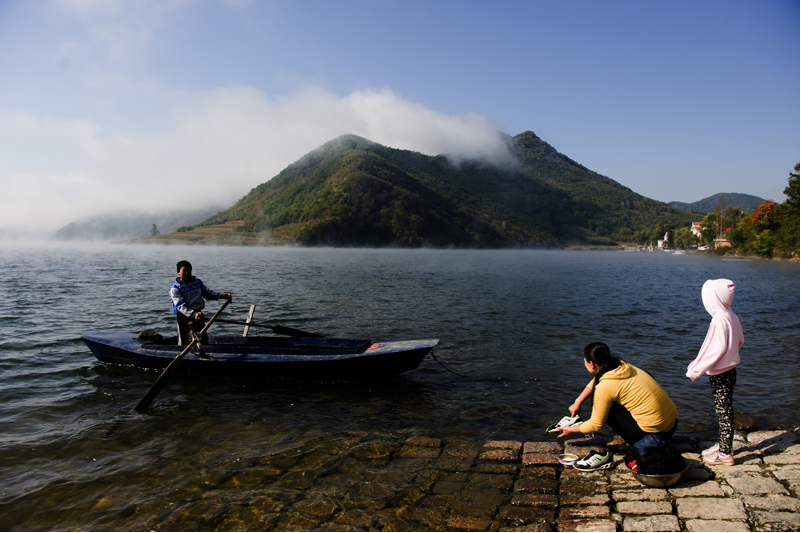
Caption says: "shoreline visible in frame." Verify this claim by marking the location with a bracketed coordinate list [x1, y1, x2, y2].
[1, 427, 797, 531]
[347, 427, 801, 532]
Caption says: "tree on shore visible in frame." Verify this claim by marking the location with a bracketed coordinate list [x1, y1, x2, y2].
[729, 163, 799, 258]
[637, 163, 799, 259]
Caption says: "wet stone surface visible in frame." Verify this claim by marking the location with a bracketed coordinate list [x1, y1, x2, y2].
[10, 428, 798, 531]
[207, 429, 799, 531]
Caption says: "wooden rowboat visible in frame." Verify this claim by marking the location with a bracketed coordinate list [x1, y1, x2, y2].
[82, 332, 439, 379]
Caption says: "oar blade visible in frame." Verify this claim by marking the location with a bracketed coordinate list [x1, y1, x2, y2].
[104, 409, 138, 437]
[104, 300, 230, 436]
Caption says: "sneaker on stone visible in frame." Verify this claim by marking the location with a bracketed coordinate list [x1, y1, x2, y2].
[574, 450, 614, 471]
[704, 452, 734, 466]
[546, 415, 581, 434]
[702, 443, 719, 459]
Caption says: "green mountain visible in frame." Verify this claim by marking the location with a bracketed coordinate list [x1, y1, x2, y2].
[180, 132, 696, 247]
[669, 193, 767, 214]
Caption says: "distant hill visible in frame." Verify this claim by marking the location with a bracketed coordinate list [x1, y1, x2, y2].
[668, 193, 767, 214]
[147, 132, 696, 248]
[54, 206, 226, 242]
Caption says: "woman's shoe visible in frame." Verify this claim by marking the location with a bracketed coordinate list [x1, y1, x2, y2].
[704, 452, 734, 466]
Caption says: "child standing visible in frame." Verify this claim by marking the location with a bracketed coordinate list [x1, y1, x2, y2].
[686, 279, 744, 466]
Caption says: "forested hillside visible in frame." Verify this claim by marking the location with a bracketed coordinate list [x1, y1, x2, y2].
[176, 132, 697, 247]
[669, 193, 767, 214]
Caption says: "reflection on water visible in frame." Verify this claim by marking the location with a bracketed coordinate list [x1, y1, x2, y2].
[0, 244, 797, 529]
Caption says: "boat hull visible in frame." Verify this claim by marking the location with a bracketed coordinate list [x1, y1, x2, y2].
[82, 333, 438, 379]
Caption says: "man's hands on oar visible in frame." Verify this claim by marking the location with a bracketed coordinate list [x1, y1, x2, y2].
[104, 299, 231, 437]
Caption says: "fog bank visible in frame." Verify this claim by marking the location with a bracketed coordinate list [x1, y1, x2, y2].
[0, 88, 513, 234]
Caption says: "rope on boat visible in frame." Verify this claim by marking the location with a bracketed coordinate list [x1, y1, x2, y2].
[429, 349, 467, 378]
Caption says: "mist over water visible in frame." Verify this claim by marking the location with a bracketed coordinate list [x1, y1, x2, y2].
[0, 244, 797, 529]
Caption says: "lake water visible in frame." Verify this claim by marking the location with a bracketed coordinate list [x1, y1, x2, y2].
[0, 244, 797, 530]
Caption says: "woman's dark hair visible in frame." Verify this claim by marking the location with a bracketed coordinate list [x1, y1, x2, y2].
[583, 342, 621, 386]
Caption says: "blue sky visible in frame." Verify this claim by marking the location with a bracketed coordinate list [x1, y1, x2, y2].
[0, 0, 798, 235]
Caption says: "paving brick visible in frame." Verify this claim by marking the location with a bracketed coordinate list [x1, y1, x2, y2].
[560, 493, 611, 507]
[524, 441, 562, 453]
[763, 450, 801, 464]
[558, 518, 617, 532]
[443, 445, 479, 459]
[622, 514, 680, 532]
[446, 514, 492, 531]
[684, 519, 751, 531]
[676, 497, 747, 520]
[523, 452, 560, 466]
[515, 477, 559, 494]
[612, 488, 668, 502]
[559, 506, 611, 519]
[406, 436, 441, 448]
[746, 430, 799, 452]
[474, 461, 518, 474]
[682, 467, 712, 481]
[668, 480, 726, 497]
[511, 492, 559, 508]
[751, 510, 800, 530]
[741, 494, 800, 512]
[468, 472, 515, 490]
[725, 474, 790, 495]
[496, 504, 554, 525]
[521, 465, 558, 479]
[769, 465, 801, 481]
[397, 446, 440, 458]
[616, 500, 673, 515]
[479, 448, 519, 462]
[484, 440, 523, 451]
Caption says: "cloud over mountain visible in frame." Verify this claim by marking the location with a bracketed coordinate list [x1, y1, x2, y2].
[0, 87, 512, 234]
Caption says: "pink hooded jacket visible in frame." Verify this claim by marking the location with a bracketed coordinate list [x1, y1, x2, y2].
[686, 279, 744, 381]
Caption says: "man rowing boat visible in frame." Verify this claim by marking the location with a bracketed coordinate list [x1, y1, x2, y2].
[170, 260, 232, 345]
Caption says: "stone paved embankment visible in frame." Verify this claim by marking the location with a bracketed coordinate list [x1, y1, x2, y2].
[371, 428, 799, 532]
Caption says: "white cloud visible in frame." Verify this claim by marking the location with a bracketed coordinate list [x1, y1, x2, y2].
[0, 86, 514, 234]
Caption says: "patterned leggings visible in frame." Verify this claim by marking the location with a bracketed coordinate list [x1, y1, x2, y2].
[709, 368, 737, 455]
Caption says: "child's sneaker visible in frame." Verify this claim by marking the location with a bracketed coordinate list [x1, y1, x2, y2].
[704, 452, 734, 466]
[546, 415, 582, 434]
[702, 443, 719, 460]
[574, 450, 614, 471]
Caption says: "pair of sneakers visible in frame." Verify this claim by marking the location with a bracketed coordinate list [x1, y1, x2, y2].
[702, 443, 735, 466]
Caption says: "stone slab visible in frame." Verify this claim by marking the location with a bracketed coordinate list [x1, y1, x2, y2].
[523, 452, 561, 466]
[669, 480, 726, 497]
[479, 448, 519, 462]
[612, 488, 668, 502]
[676, 497, 747, 520]
[524, 441, 563, 453]
[622, 514, 680, 532]
[558, 505, 611, 519]
[557, 518, 618, 532]
[616, 500, 673, 515]
[752, 510, 800, 530]
[725, 474, 789, 495]
[684, 519, 751, 531]
[742, 494, 800, 512]
[484, 440, 523, 451]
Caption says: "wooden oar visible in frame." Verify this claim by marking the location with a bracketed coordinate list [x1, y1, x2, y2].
[104, 300, 230, 437]
[214, 318, 326, 338]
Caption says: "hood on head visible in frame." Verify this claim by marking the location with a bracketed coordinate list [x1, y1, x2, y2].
[702, 279, 735, 316]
